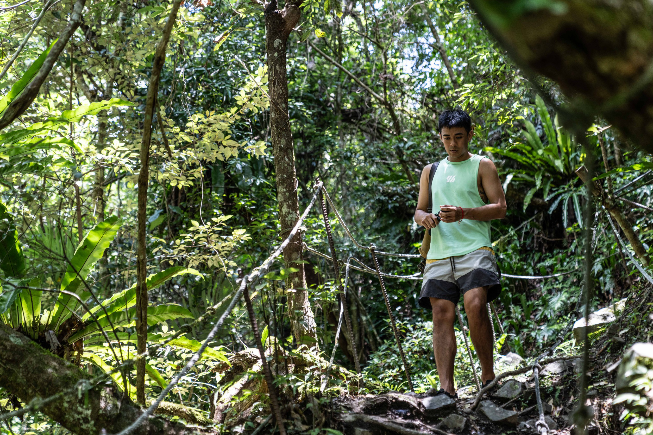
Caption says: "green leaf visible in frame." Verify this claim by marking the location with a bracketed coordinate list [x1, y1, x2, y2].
[84, 353, 135, 399]
[523, 120, 544, 151]
[69, 304, 194, 343]
[261, 325, 269, 347]
[85, 332, 230, 363]
[0, 286, 20, 315]
[56, 99, 134, 123]
[572, 194, 583, 228]
[593, 162, 653, 180]
[81, 266, 201, 322]
[0, 40, 56, 116]
[49, 216, 121, 330]
[0, 202, 26, 278]
[523, 187, 537, 212]
[213, 28, 231, 52]
[536, 95, 556, 149]
[146, 363, 168, 388]
[315, 28, 326, 38]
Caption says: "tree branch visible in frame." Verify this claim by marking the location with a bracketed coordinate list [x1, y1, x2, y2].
[0, 0, 86, 130]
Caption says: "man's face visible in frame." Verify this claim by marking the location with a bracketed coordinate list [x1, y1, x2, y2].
[440, 126, 473, 161]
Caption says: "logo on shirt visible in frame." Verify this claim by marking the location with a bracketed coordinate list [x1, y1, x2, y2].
[446, 175, 456, 183]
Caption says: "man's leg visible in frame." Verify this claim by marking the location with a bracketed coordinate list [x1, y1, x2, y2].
[430, 297, 457, 395]
[463, 287, 495, 383]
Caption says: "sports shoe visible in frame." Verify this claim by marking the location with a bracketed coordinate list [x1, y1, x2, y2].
[426, 388, 458, 399]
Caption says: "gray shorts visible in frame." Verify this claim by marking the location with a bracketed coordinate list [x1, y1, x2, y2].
[419, 247, 501, 309]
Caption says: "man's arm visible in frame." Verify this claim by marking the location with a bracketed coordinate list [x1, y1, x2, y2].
[414, 164, 440, 229]
[439, 159, 507, 223]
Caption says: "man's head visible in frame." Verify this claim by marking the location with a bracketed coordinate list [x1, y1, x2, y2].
[438, 109, 473, 161]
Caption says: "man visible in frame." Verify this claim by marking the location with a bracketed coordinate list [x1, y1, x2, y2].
[414, 109, 507, 398]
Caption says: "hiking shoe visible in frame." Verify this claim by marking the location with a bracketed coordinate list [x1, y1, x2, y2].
[426, 388, 458, 399]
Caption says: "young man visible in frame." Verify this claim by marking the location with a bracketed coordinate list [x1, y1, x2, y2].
[414, 109, 507, 397]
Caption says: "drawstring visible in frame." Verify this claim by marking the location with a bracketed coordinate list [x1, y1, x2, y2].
[450, 256, 456, 273]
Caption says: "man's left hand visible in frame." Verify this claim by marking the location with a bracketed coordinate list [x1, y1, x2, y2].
[440, 205, 463, 223]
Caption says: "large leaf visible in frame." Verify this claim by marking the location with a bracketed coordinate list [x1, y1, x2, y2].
[68, 304, 194, 343]
[145, 363, 168, 388]
[0, 99, 133, 148]
[0, 40, 56, 116]
[19, 278, 42, 335]
[84, 332, 230, 363]
[83, 353, 135, 399]
[0, 286, 20, 315]
[0, 202, 26, 278]
[81, 266, 201, 322]
[536, 95, 557, 151]
[49, 216, 121, 330]
[0, 136, 80, 160]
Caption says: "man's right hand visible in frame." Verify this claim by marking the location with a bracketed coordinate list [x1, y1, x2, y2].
[420, 213, 440, 229]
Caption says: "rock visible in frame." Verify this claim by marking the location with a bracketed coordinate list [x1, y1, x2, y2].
[353, 428, 374, 435]
[541, 360, 567, 375]
[572, 298, 626, 342]
[478, 400, 519, 426]
[518, 416, 558, 432]
[420, 395, 456, 417]
[496, 352, 524, 372]
[441, 413, 467, 430]
[494, 379, 524, 401]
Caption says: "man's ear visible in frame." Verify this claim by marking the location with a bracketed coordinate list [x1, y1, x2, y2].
[467, 129, 474, 141]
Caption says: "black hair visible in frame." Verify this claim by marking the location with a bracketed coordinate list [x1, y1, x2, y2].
[438, 109, 472, 133]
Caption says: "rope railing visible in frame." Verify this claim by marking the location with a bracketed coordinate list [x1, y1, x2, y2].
[9, 179, 650, 434]
[114, 182, 323, 435]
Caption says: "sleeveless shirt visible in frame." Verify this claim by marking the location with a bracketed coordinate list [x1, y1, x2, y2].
[427, 154, 492, 260]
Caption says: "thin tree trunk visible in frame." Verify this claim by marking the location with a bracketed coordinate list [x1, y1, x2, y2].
[420, 3, 459, 90]
[266, 0, 318, 345]
[136, 0, 182, 404]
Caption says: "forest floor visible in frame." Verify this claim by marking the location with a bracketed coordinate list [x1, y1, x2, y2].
[319, 284, 652, 435]
[220, 283, 652, 435]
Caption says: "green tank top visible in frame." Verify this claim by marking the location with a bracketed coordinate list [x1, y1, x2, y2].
[427, 154, 491, 260]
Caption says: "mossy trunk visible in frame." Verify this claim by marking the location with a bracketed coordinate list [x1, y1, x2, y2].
[0, 324, 205, 435]
[265, 0, 317, 345]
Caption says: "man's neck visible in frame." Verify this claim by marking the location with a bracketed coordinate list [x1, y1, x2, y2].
[447, 152, 472, 163]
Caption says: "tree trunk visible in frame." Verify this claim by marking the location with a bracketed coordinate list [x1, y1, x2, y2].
[265, 0, 317, 345]
[468, 0, 653, 156]
[0, 324, 210, 435]
[135, 1, 182, 403]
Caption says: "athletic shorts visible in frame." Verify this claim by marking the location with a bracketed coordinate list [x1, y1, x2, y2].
[419, 247, 501, 309]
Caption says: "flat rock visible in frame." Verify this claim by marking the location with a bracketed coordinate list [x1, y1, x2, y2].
[494, 379, 524, 400]
[573, 298, 626, 342]
[420, 395, 456, 417]
[478, 400, 519, 426]
[441, 413, 467, 430]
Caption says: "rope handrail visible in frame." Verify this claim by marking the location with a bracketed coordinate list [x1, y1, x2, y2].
[115, 182, 323, 435]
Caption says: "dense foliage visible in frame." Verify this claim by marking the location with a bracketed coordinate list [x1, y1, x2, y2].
[0, 0, 652, 434]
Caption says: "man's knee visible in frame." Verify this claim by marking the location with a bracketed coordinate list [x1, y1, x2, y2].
[463, 289, 488, 319]
[430, 298, 455, 325]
